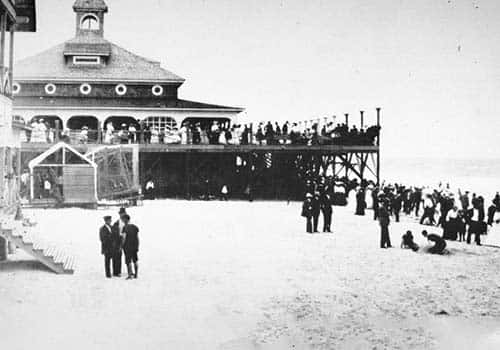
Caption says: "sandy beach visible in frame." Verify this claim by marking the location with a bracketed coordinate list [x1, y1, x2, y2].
[1, 200, 500, 350]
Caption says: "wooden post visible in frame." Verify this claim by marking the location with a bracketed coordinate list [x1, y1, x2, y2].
[0, 13, 6, 91]
[376, 107, 381, 185]
[55, 120, 61, 142]
[8, 23, 13, 94]
[96, 120, 102, 144]
[360, 110, 364, 129]
[249, 123, 253, 145]
[0, 147, 4, 206]
[185, 152, 191, 199]
[345, 113, 349, 127]
[132, 145, 140, 193]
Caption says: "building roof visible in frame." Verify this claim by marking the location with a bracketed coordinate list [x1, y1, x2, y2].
[73, 0, 108, 12]
[14, 97, 243, 112]
[15, 40, 185, 83]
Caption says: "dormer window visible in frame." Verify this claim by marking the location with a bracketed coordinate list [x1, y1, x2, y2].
[73, 56, 101, 65]
[80, 14, 99, 30]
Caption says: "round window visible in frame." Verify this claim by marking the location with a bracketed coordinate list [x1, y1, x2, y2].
[12, 82, 21, 94]
[45, 83, 56, 95]
[115, 84, 127, 96]
[80, 83, 92, 95]
[152, 85, 163, 96]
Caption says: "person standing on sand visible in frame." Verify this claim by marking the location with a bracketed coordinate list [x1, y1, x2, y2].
[301, 193, 314, 233]
[467, 200, 484, 246]
[379, 201, 392, 248]
[320, 192, 333, 233]
[111, 207, 127, 276]
[99, 216, 114, 278]
[312, 192, 321, 233]
[391, 191, 402, 223]
[372, 187, 379, 221]
[122, 214, 140, 279]
[355, 187, 366, 216]
[420, 194, 435, 225]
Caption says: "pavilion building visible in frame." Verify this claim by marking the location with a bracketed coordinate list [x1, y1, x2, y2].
[12, 0, 243, 142]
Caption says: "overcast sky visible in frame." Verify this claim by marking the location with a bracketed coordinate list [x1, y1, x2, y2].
[14, 0, 500, 159]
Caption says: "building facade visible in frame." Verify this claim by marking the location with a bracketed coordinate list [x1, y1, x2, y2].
[12, 0, 243, 142]
[0, 0, 35, 210]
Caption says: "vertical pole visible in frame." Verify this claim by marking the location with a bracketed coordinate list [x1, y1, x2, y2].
[360, 110, 364, 129]
[132, 145, 140, 193]
[345, 113, 349, 127]
[97, 120, 102, 144]
[185, 152, 190, 199]
[249, 123, 253, 145]
[0, 13, 6, 91]
[376, 107, 381, 185]
[55, 120, 61, 142]
[138, 120, 144, 144]
[0, 147, 4, 206]
[9, 23, 13, 94]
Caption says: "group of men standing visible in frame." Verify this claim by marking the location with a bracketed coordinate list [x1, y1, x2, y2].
[301, 191, 333, 233]
[99, 207, 140, 279]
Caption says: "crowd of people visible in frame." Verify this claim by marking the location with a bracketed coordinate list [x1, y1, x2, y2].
[23, 118, 380, 147]
[300, 177, 500, 254]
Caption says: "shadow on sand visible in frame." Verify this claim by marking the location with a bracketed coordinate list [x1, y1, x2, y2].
[0, 259, 53, 273]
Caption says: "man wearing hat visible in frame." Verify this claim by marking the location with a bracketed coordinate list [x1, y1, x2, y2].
[301, 193, 314, 233]
[122, 214, 140, 279]
[378, 200, 392, 248]
[111, 207, 127, 276]
[99, 216, 114, 278]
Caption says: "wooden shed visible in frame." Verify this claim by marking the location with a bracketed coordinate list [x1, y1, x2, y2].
[28, 142, 98, 206]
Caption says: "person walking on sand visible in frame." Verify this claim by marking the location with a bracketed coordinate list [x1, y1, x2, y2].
[122, 214, 139, 279]
[379, 201, 392, 248]
[111, 207, 127, 276]
[99, 216, 114, 278]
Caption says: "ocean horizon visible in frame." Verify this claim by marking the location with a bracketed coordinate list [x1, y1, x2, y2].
[382, 156, 500, 200]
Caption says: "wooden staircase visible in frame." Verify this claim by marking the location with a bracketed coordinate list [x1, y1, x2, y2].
[0, 220, 75, 274]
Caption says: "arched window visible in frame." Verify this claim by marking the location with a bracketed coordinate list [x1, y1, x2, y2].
[144, 116, 177, 132]
[80, 14, 99, 30]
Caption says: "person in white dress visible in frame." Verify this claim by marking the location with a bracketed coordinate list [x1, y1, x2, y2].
[104, 122, 114, 144]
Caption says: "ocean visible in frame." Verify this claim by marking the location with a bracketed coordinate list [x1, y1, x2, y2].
[382, 157, 500, 200]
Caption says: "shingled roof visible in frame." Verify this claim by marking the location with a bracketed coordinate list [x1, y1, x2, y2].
[73, 0, 108, 12]
[15, 39, 185, 83]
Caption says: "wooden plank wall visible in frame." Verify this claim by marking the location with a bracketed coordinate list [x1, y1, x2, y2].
[63, 165, 95, 204]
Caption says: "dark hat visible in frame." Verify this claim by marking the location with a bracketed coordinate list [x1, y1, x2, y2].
[103, 215, 112, 221]
[118, 207, 127, 214]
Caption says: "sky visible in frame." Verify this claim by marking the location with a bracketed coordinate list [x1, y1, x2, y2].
[13, 0, 500, 159]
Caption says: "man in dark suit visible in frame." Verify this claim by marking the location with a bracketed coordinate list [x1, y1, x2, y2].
[320, 193, 333, 233]
[111, 207, 127, 277]
[379, 201, 392, 248]
[122, 214, 140, 279]
[312, 192, 321, 233]
[301, 193, 314, 233]
[99, 216, 114, 278]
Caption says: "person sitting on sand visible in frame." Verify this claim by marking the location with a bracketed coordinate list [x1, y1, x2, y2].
[401, 230, 419, 252]
[421, 230, 446, 255]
